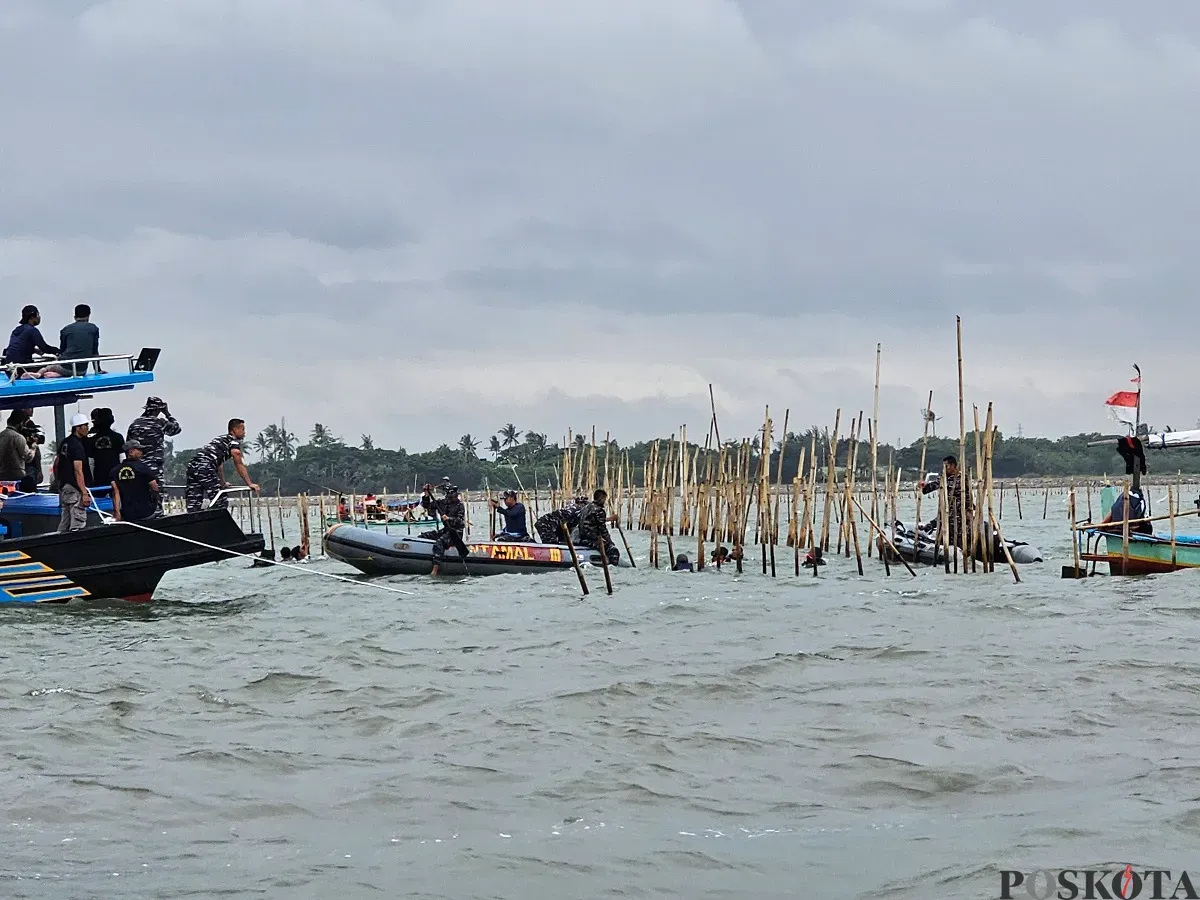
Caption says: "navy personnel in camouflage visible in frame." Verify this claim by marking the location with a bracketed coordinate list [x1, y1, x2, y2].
[420, 481, 469, 576]
[185, 418, 260, 512]
[534, 494, 588, 544]
[126, 397, 181, 513]
[576, 488, 621, 564]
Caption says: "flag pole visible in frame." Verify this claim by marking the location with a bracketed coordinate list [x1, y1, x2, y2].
[1133, 363, 1142, 434]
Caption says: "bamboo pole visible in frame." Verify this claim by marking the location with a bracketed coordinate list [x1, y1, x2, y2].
[821, 412, 841, 552]
[852, 497, 916, 577]
[560, 522, 590, 596]
[914, 389, 932, 531]
[956, 315, 967, 575]
[870, 343, 881, 558]
[1170, 484, 1178, 569]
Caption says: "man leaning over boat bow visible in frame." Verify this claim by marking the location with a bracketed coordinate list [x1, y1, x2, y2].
[184, 419, 260, 512]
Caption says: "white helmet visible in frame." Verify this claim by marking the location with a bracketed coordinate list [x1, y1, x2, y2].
[70, 413, 89, 428]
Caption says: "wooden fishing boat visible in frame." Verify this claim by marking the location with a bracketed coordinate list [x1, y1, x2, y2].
[1078, 486, 1200, 575]
[324, 523, 629, 577]
[0, 350, 265, 602]
[1072, 367, 1200, 577]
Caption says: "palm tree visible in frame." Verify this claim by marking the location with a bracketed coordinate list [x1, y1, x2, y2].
[458, 434, 480, 459]
[310, 423, 334, 447]
[360, 434, 374, 451]
[499, 423, 520, 450]
[523, 431, 548, 462]
[253, 431, 273, 461]
[488, 435, 502, 457]
[274, 418, 297, 461]
[573, 434, 586, 453]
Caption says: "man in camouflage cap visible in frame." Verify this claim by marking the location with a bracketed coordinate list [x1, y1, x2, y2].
[125, 397, 181, 514]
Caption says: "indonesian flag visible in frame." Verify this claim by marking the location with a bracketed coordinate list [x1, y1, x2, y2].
[1105, 390, 1139, 428]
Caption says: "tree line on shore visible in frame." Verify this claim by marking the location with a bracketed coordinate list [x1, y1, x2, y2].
[160, 420, 1200, 495]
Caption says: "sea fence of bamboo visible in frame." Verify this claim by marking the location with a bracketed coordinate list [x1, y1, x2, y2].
[181, 320, 1200, 582]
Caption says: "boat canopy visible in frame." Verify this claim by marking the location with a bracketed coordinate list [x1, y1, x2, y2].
[0, 349, 158, 411]
[1145, 429, 1200, 450]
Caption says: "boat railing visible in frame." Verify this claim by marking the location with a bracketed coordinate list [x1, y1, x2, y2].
[207, 485, 266, 535]
[1, 350, 158, 384]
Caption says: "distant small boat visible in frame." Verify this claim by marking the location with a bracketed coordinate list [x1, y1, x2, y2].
[323, 523, 628, 577]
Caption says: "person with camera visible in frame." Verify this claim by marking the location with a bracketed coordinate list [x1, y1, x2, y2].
[0, 411, 34, 486]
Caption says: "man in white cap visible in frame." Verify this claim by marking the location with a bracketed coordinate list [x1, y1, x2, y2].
[54, 412, 93, 532]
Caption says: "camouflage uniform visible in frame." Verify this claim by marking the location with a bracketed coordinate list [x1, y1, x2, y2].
[576, 501, 619, 563]
[126, 402, 181, 514]
[535, 501, 584, 544]
[420, 491, 469, 565]
[185, 433, 240, 512]
[944, 473, 974, 549]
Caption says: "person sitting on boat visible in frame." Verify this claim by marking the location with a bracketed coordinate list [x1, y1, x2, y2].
[490, 490, 530, 542]
[127, 397, 181, 514]
[184, 419, 260, 512]
[534, 494, 588, 544]
[0, 411, 34, 486]
[1100, 488, 1153, 535]
[109, 439, 159, 522]
[85, 408, 124, 489]
[54, 413, 93, 532]
[576, 489, 620, 564]
[420, 482, 469, 576]
[3, 305, 61, 377]
[58, 304, 101, 377]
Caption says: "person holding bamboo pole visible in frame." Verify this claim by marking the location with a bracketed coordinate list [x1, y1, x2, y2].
[577, 488, 621, 565]
[922, 455, 973, 551]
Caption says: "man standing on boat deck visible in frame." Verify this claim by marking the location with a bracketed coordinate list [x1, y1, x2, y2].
[490, 490, 530, 542]
[127, 397, 181, 514]
[55, 413, 93, 532]
[421, 481, 469, 576]
[110, 440, 159, 522]
[576, 489, 621, 564]
[184, 418, 260, 512]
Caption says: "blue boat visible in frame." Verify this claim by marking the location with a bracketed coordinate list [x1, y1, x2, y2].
[0, 349, 264, 603]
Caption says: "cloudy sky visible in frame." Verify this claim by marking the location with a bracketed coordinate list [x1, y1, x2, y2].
[2, 0, 1197, 452]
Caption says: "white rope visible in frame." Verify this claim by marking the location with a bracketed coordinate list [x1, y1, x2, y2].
[92, 508, 416, 597]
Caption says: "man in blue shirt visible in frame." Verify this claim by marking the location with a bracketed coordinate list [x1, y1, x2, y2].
[4, 305, 59, 369]
[1101, 488, 1153, 535]
[489, 490, 530, 542]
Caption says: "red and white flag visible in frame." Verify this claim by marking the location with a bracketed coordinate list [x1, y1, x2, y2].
[1105, 390, 1139, 428]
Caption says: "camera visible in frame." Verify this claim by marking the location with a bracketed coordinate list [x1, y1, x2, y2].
[20, 421, 45, 446]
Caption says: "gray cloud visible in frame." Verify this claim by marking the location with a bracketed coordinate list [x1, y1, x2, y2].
[0, 0, 1196, 449]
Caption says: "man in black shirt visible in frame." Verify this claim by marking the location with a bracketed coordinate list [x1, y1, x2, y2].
[86, 408, 124, 488]
[55, 413, 93, 532]
[110, 440, 159, 522]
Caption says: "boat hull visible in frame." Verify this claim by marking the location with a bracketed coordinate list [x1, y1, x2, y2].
[1081, 531, 1200, 576]
[0, 509, 264, 604]
[322, 516, 438, 532]
[324, 524, 627, 577]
